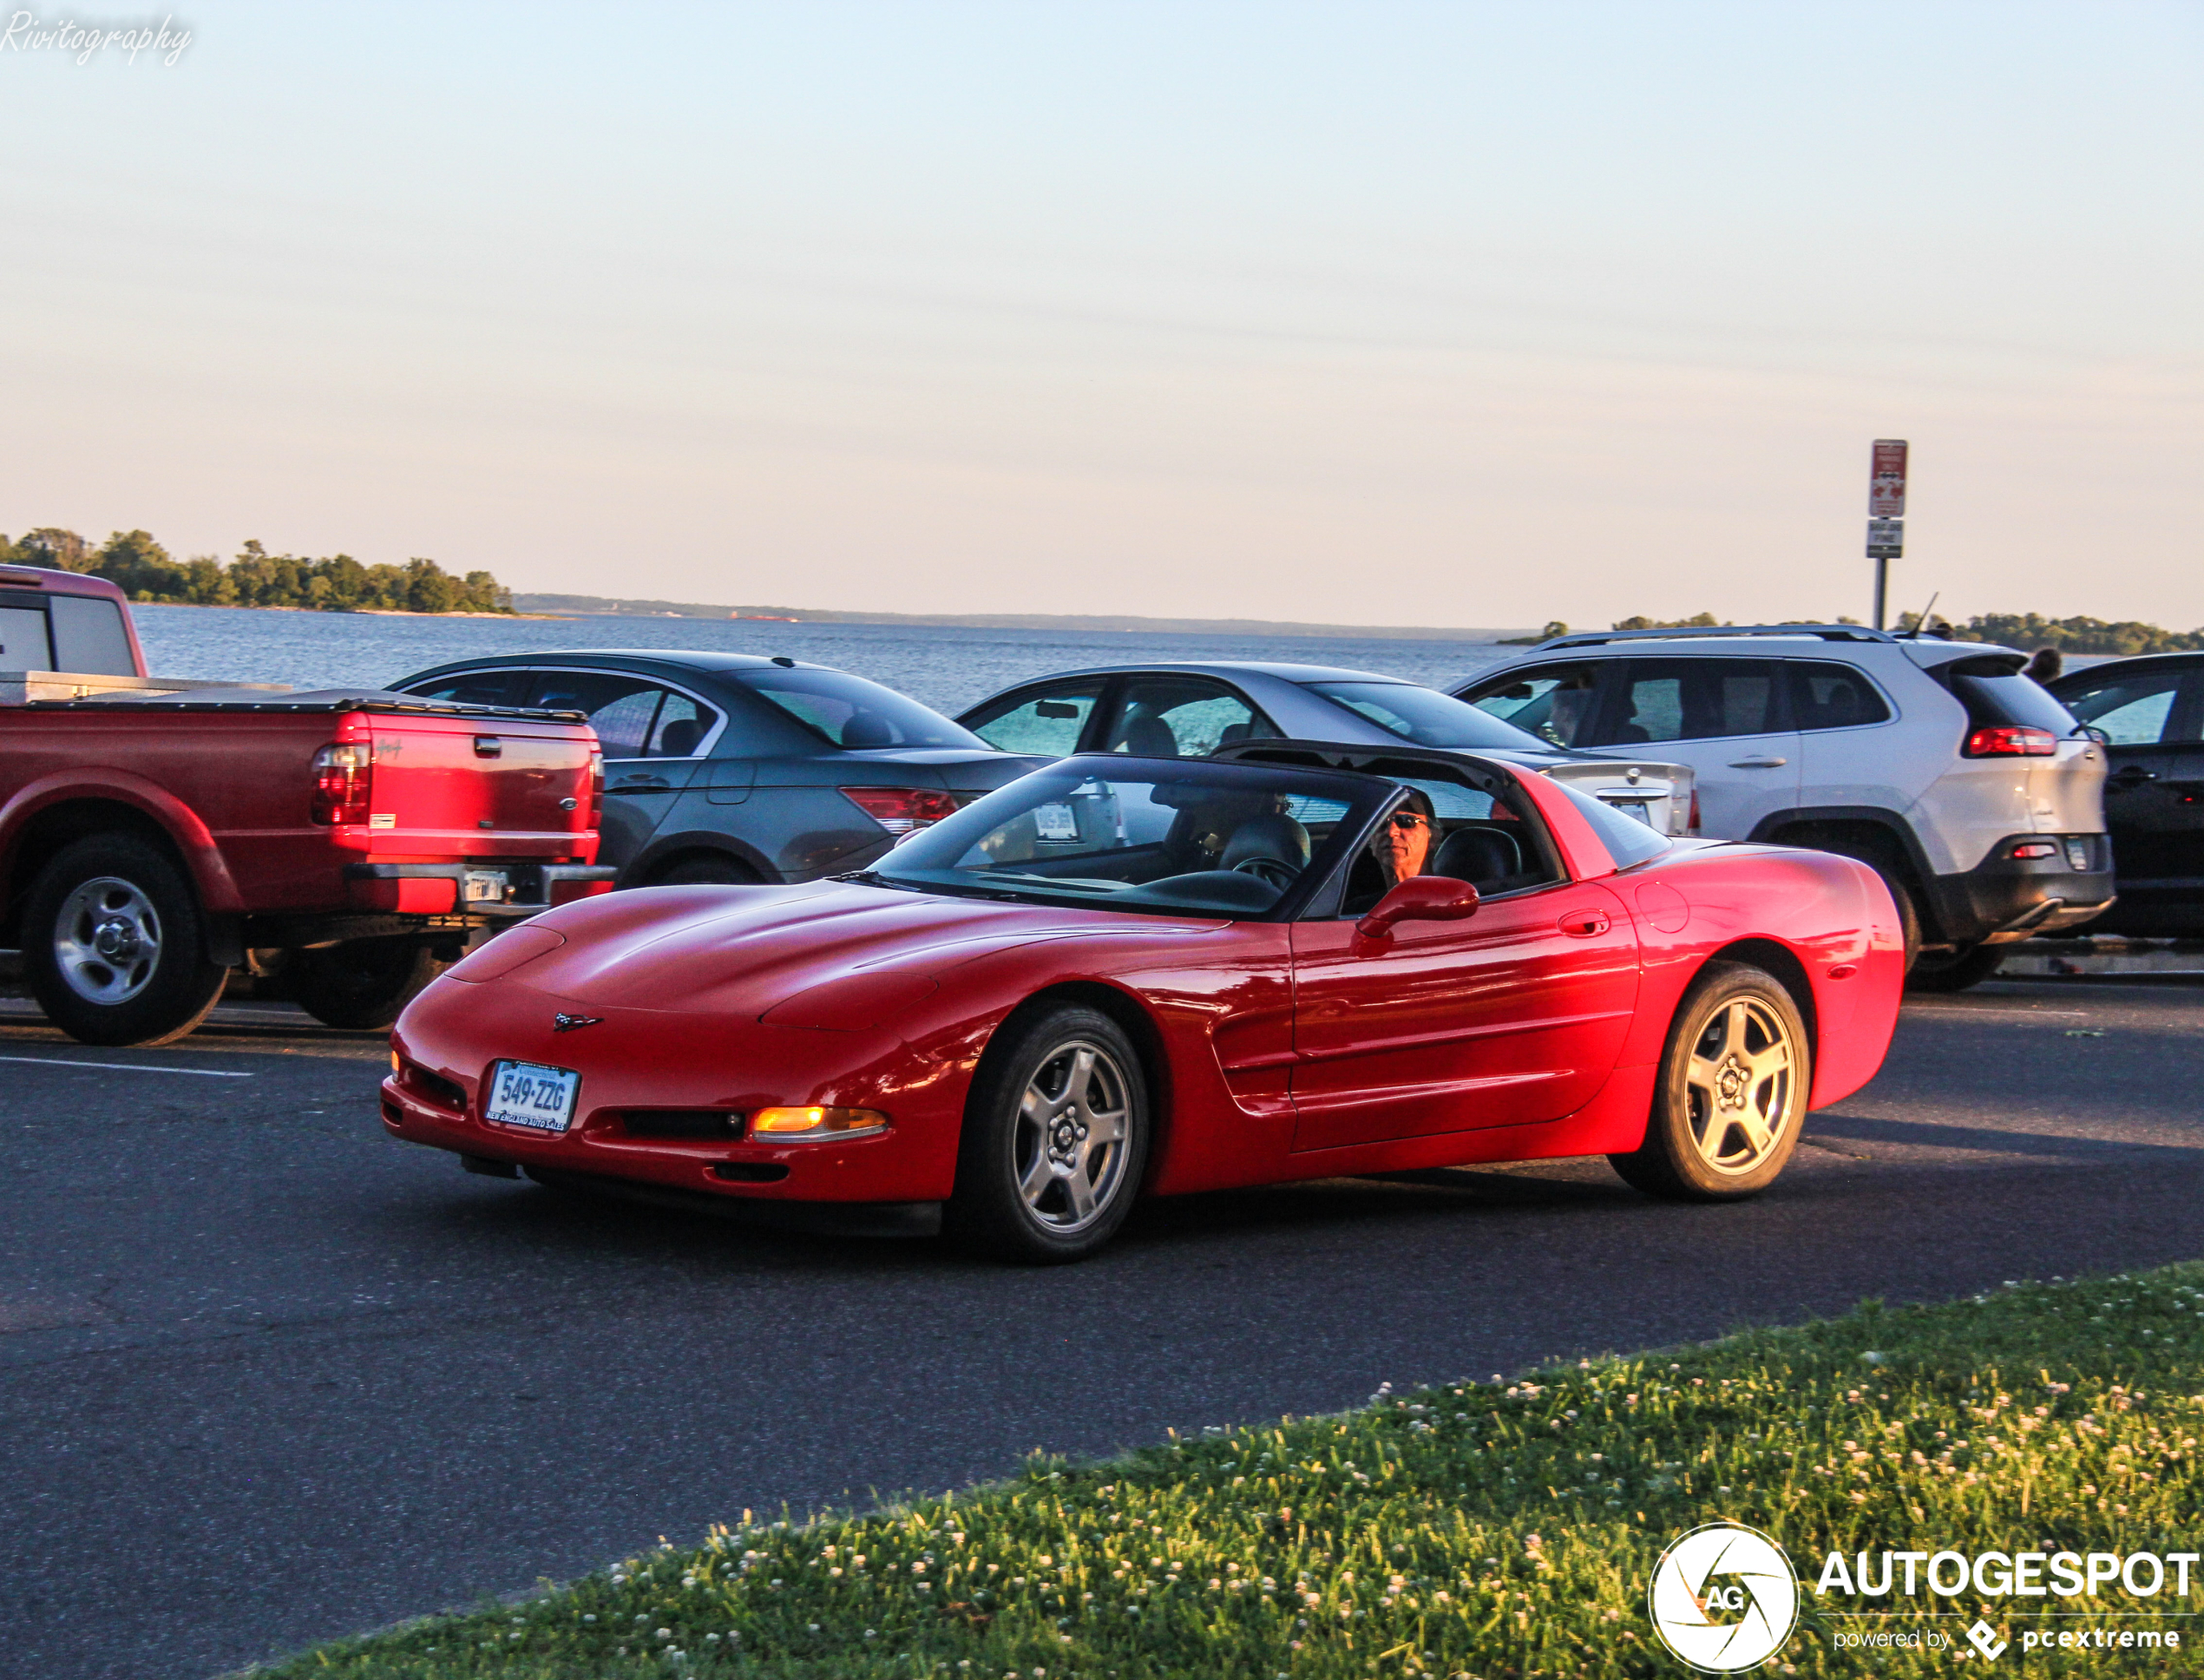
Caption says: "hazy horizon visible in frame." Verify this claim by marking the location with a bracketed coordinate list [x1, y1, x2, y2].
[4, 3, 2198, 631]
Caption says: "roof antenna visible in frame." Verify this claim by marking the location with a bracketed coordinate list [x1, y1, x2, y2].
[1902, 590, 1939, 640]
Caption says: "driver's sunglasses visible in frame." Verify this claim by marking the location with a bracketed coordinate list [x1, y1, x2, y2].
[1388, 811, 1432, 830]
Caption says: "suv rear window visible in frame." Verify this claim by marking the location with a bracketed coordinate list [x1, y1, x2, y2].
[1939, 656, 2077, 735]
[1789, 660, 1892, 731]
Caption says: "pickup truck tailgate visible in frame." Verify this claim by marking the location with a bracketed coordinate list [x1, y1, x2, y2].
[371, 718, 595, 846]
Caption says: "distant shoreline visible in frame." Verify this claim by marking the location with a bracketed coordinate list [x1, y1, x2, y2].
[138, 603, 571, 620]
[509, 593, 1534, 644]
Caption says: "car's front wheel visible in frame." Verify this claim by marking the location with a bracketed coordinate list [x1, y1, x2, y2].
[946, 1004, 1149, 1263]
[1610, 961, 1810, 1200]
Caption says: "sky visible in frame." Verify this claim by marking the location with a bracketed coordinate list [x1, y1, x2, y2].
[3, 2, 2199, 630]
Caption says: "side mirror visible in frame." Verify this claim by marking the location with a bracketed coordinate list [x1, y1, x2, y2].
[1355, 875, 1480, 940]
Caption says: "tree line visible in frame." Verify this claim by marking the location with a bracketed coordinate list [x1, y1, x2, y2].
[0, 528, 512, 615]
[1519, 611, 2204, 656]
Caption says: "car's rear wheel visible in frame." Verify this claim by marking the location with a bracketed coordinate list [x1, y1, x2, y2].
[1906, 942, 2004, 993]
[946, 1004, 1149, 1263]
[287, 936, 451, 1030]
[23, 834, 228, 1047]
[1610, 961, 1809, 1201]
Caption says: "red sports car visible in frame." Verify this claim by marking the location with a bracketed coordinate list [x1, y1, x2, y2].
[384, 741, 1904, 1262]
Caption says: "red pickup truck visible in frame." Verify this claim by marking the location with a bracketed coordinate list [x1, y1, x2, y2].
[0, 565, 613, 1045]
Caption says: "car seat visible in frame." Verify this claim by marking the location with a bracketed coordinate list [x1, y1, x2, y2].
[1220, 813, 1311, 871]
[1431, 826, 1522, 892]
[841, 709, 896, 747]
[658, 716, 704, 757]
[1117, 713, 1180, 758]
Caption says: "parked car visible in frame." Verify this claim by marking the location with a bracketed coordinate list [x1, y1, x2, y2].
[0, 564, 611, 1043]
[390, 652, 1044, 887]
[954, 660, 1698, 837]
[1452, 625, 2113, 990]
[384, 739, 1904, 1262]
[2044, 653, 2204, 935]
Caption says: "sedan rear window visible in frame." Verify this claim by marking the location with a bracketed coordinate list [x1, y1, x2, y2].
[1302, 680, 1549, 751]
[739, 668, 985, 751]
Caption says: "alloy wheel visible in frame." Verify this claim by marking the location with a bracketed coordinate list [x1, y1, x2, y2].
[1013, 1039, 1132, 1232]
[1683, 995, 1795, 1175]
[54, 876, 163, 1005]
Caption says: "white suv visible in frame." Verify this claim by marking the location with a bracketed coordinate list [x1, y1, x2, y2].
[1454, 626, 2113, 989]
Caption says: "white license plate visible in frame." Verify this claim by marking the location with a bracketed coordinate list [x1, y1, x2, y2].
[483, 1060, 580, 1133]
[1606, 799, 1656, 828]
[464, 870, 509, 903]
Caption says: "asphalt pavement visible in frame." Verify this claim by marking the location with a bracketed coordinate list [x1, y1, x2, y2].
[3, 976, 2201, 1679]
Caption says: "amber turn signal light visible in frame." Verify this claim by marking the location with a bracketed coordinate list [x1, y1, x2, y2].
[749, 1106, 889, 1139]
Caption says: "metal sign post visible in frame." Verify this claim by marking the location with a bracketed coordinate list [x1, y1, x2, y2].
[1866, 440, 1908, 628]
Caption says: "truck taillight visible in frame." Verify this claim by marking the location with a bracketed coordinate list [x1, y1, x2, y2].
[840, 786, 961, 834]
[310, 742, 372, 824]
[1965, 725, 2057, 758]
[587, 749, 604, 830]
[1688, 789, 1701, 834]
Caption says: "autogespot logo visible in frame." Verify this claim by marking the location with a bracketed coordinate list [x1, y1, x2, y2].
[1650, 1522, 1801, 1673]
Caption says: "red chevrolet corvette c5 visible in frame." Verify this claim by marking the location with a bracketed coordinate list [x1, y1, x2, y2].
[384, 741, 1905, 1262]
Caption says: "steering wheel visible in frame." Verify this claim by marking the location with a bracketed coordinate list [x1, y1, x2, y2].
[1231, 856, 1302, 890]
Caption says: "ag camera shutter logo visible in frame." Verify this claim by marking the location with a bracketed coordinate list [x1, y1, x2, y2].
[1649, 1522, 1800, 1672]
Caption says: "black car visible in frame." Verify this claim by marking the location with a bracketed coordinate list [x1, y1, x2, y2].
[390, 651, 1042, 885]
[2047, 653, 2204, 935]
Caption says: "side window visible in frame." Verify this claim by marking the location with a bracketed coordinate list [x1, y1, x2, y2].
[0, 606, 56, 673]
[518, 671, 666, 758]
[963, 683, 1105, 756]
[1337, 773, 1562, 916]
[48, 595, 134, 675]
[644, 691, 720, 758]
[1460, 662, 1604, 749]
[1611, 660, 1783, 743]
[2058, 671, 2188, 745]
[405, 669, 519, 707]
[1789, 660, 1892, 732]
[1105, 679, 1276, 758]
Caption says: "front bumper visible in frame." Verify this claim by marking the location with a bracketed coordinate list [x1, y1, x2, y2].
[1926, 834, 2116, 947]
[344, 862, 617, 916]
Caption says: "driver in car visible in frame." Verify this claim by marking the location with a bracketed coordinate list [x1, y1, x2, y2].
[1374, 790, 1436, 885]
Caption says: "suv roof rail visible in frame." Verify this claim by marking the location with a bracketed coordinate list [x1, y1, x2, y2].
[1536, 623, 1899, 650]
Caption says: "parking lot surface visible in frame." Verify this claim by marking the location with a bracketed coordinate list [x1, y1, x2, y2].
[4, 978, 2201, 1679]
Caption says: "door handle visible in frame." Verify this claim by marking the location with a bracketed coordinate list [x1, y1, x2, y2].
[1559, 909, 1611, 937]
[611, 775, 671, 791]
[2109, 766, 2157, 784]
[1727, 756, 1788, 769]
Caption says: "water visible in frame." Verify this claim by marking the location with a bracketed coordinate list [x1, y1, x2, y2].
[129, 606, 1521, 716]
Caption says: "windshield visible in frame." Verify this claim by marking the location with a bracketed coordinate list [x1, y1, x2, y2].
[738, 667, 987, 750]
[1302, 679, 1551, 751]
[1556, 782, 1672, 868]
[869, 758, 1381, 916]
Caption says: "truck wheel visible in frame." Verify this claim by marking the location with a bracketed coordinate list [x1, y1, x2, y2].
[286, 937, 450, 1030]
[23, 834, 228, 1047]
[1906, 942, 2004, 993]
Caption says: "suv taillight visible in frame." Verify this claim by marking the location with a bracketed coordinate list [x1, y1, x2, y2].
[840, 786, 961, 834]
[1965, 725, 2057, 758]
[311, 742, 372, 824]
[587, 749, 604, 830]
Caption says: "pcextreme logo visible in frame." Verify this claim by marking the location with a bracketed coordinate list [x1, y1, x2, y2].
[1649, 1522, 1801, 1673]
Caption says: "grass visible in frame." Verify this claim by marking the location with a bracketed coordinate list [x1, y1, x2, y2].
[254, 1263, 2204, 1678]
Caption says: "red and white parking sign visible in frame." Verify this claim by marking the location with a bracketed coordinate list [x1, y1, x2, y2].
[1869, 439, 1908, 517]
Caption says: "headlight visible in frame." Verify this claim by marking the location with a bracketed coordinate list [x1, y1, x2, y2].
[749, 1106, 889, 1139]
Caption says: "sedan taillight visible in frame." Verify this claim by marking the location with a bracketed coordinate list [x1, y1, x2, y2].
[1965, 725, 2058, 758]
[841, 785, 961, 834]
[311, 742, 373, 824]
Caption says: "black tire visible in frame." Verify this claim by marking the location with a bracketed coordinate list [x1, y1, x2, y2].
[1610, 961, 1811, 1201]
[22, 833, 228, 1047]
[1906, 942, 2005, 993]
[286, 936, 450, 1030]
[652, 854, 763, 887]
[944, 1004, 1150, 1263]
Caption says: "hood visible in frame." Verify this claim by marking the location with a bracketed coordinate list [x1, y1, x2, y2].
[444, 880, 1187, 1018]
